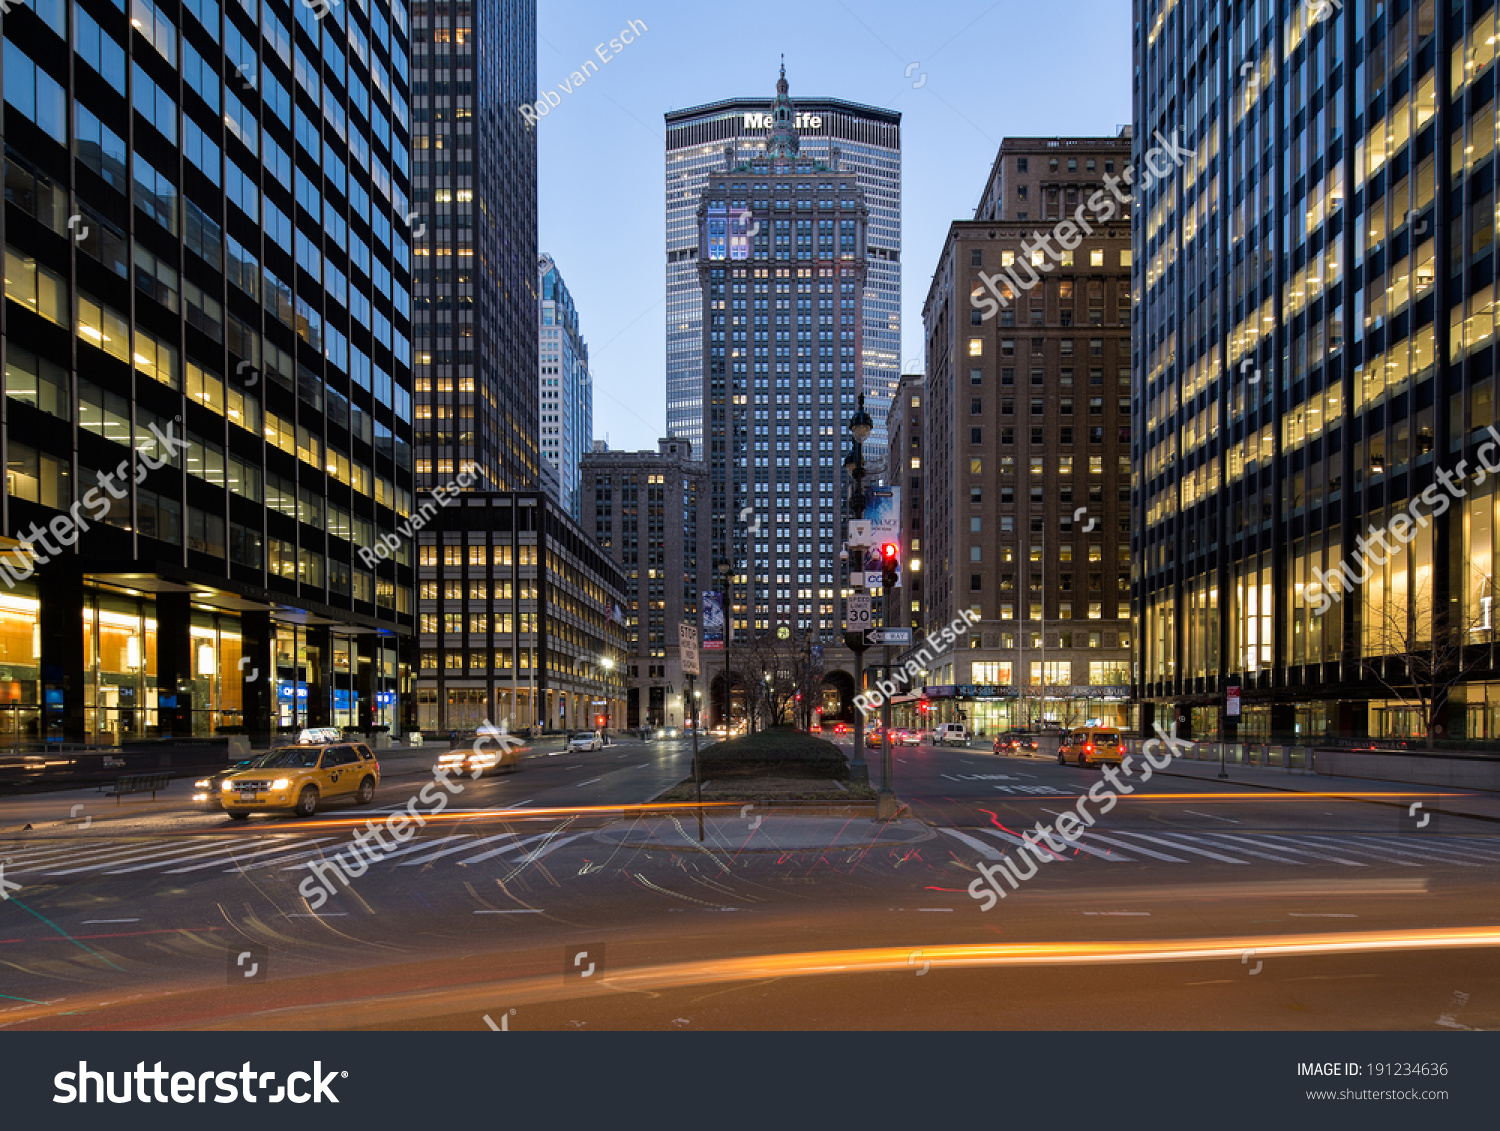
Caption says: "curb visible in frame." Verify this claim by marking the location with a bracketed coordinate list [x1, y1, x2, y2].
[1151, 764, 1500, 827]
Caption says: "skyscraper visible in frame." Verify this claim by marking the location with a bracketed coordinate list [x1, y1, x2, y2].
[696, 65, 867, 646]
[409, 0, 539, 494]
[538, 256, 591, 520]
[581, 438, 708, 728]
[665, 73, 900, 455]
[922, 136, 1134, 734]
[1134, 0, 1500, 743]
[0, 0, 414, 742]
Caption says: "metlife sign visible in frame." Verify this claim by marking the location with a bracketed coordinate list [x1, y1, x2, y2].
[743, 112, 823, 129]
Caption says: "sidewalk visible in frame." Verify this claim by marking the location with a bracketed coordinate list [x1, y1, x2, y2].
[1150, 755, 1500, 825]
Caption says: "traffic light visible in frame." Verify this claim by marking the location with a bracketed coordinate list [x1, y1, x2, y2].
[596, 715, 606, 727]
[880, 541, 899, 590]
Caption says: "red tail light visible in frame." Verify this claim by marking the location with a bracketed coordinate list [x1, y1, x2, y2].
[1085, 744, 1094, 753]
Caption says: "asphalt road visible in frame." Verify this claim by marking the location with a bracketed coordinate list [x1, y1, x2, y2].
[1, 735, 1497, 1031]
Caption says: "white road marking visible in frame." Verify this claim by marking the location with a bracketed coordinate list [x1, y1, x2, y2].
[1109, 831, 1249, 864]
[1168, 832, 1307, 865]
[1080, 831, 1182, 862]
[398, 832, 520, 867]
[82, 918, 140, 924]
[1288, 912, 1358, 918]
[935, 827, 1009, 861]
[167, 838, 339, 873]
[1212, 833, 1367, 867]
[576, 777, 603, 786]
[474, 909, 543, 914]
[458, 830, 575, 865]
[979, 825, 1118, 862]
[1082, 911, 1151, 916]
[1183, 809, 1240, 823]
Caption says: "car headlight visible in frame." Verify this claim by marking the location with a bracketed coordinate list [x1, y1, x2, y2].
[194, 779, 211, 788]
[221, 781, 234, 791]
[271, 778, 290, 789]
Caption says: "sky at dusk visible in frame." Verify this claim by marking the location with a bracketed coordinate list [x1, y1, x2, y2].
[534, 0, 1133, 452]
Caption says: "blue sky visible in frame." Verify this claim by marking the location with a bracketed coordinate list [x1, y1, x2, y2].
[535, 0, 1132, 452]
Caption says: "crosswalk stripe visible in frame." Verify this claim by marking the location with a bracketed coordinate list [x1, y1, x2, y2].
[973, 827, 1074, 862]
[166, 838, 339, 873]
[1283, 836, 1423, 867]
[1217, 834, 1368, 866]
[282, 834, 476, 870]
[38, 840, 261, 876]
[104, 841, 284, 874]
[976, 825, 1122, 862]
[1326, 837, 1486, 867]
[1, 839, 218, 871]
[1366, 836, 1500, 862]
[1108, 831, 1249, 864]
[459, 830, 581, 865]
[1080, 830, 1185, 862]
[504, 832, 588, 866]
[1170, 833, 1307, 865]
[231, 844, 355, 873]
[397, 832, 520, 867]
[935, 827, 1009, 861]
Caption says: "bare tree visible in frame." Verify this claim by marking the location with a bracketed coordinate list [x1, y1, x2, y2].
[743, 629, 819, 728]
[1357, 570, 1491, 748]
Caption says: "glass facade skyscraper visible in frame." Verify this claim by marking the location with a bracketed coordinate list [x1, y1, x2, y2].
[1134, 0, 1500, 742]
[1, 0, 414, 742]
[409, 0, 539, 494]
[539, 257, 591, 520]
[665, 78, 900, 457]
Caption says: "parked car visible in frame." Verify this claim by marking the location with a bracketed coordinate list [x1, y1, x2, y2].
[933, 723, 969, 746]
[1058, 726, 1125, 768]
[568, 730, 604, 752]
[220, 743, 380, 818]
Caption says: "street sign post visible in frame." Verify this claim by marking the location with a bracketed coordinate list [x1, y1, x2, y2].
[846, 594, 872, 649]
[679, 623, 700, 678]
[872, 628, 912, 646]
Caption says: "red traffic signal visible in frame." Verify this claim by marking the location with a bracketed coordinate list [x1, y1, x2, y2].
[596, 715, 606, 727]
[881, 542, 899, 563]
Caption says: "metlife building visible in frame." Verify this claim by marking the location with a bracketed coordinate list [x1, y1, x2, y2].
[664, 81, 900, 457]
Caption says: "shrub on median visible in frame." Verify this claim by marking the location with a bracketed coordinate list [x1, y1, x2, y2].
[698, 726, 849, 780]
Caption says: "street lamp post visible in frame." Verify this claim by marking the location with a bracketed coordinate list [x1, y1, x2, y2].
[844, 394, 873, 788]
[599, 655, 614, 745]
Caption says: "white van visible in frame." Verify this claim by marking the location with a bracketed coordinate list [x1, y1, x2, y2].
[934, 723, 968, 746]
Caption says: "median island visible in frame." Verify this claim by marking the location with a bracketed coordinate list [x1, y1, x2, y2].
[657, 726, 876, 803]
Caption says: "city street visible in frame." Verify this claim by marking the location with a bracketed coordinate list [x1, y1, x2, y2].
[2, 736, 1497, 1031]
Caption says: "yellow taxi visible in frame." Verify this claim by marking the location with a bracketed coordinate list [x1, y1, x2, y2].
[220, 742, 380, 818]
[1057, 726, 1125, 768]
